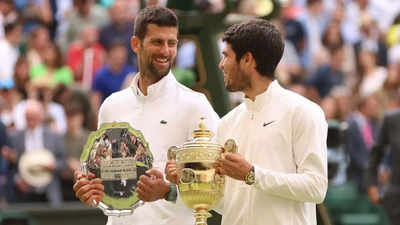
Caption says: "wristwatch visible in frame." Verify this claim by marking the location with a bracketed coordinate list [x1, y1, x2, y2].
[165, 183, 178, 202]
[245, 166, 255, 185]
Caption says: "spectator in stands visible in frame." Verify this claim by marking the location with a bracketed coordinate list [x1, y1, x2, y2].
[9, 99, 67, 205]
[0, 21, 23, 86]
[13, 55, 30, 100]
[317, 20, 357, 88]
[99, 0, 137, 67]
[346, 94, 381, 193]
[30, 43, 74, 87]
[354, 13, 388, 69]
[305, 45, 346, 99]
[62, 102, 89, 200]
[16, 0, 53, 31]
[357, 41, 387, 97]
[67, 25, 106, 89]
[13, 82, 67, 134]
[0, 0, 16, 38]
[0, 78, 19, 129]
[367, 106, 400, 224]
[26, 25, 51, 67]
[92, 42, 137, 104]
[58, 0, 109, 53]
[298, 0, 327, 72]
[0, 120, 16, 203]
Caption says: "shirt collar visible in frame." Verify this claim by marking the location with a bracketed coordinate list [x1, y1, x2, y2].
[131, 71, 175, 101]
[243, 80, 279, 112]
[27, 125, 43, 134]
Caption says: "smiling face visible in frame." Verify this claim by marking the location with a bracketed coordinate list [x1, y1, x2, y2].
[131, 24, 178, 80]
[219, 44, 251, 92]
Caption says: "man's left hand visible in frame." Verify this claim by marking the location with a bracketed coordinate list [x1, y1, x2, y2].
[136, 168, 171, 202]
[215, 152, 252, 181]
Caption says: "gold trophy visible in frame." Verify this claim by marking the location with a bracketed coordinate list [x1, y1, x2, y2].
[168, 118, 237, 225]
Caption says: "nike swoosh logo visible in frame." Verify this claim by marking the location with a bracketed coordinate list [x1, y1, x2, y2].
[263, 121, 275, 127]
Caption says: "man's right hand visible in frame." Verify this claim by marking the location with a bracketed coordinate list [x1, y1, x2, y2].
[73, 170, 104, 206]
[367, 185, 380, 205]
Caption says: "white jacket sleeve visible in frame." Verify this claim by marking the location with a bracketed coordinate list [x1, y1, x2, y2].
[253, 105, 328, 204]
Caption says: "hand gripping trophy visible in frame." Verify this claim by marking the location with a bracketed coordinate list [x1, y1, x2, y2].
[168, 118, 237, 225]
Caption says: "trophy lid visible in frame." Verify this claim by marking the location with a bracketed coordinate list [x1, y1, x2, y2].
[179, 118, 221, 150]
[192, 117, 213, 139]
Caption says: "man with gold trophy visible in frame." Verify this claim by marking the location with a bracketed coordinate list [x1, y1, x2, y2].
[166, 118, 237, 225]
[166, 20, 328, 225]
[73, 6, 219, 225]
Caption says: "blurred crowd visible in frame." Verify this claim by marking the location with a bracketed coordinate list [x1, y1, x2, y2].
[0, 0, 399, 213]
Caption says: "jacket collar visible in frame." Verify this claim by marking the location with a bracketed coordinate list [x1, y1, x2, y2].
[131, 71, 176, 102]
[243, 80, 279, 112]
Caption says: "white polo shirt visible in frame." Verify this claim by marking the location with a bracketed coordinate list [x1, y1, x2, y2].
[100, 72, 219, 225]
[217, 80, 328, 225]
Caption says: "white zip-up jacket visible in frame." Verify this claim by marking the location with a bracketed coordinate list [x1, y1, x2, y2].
[99, 72, 219, 225]
[217, 80, 328, 225]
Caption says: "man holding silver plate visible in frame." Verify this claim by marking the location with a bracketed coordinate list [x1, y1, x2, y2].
[73, 6, 219, 225]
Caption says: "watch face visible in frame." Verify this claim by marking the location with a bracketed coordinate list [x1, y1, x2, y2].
[245, 168, 255, 185]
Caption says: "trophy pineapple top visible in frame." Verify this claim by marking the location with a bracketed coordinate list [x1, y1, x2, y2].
[193, 117, 213, 140]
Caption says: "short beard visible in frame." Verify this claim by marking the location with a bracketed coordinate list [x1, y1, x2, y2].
[148, 61, 171, 78]
[139, 57, 171, 81]
[226, 68, 251, 92]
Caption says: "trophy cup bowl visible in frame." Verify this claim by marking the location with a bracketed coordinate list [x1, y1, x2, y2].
[168, 119, 236, 225]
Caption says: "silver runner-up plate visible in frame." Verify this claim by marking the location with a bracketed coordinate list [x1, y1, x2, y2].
[80, 122, 153, 216]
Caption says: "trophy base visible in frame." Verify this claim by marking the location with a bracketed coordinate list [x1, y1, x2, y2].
[95, 199, 144, 216]
[194, 209, 211, 225]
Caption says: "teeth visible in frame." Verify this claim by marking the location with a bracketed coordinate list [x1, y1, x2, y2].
[156, 58, 168, 63]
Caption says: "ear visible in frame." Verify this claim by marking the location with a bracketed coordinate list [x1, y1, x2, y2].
[131, 36, 140, 54]
[240, 52, 253, 66]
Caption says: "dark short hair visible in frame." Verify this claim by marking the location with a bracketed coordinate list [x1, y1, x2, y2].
[0, 0, 13, 5]
[108, 40, 127, 52]
[134, 6, 178, 40]
[4, 21, 21, 35]
[222, 19, 284, 79]
[307, 0, 322, 6]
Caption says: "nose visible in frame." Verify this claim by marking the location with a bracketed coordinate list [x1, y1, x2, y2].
[218, 58, 224, 70]
[159, 42, 169, 56]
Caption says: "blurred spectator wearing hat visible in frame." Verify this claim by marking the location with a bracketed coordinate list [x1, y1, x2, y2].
[8, 99, 67, 205]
